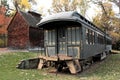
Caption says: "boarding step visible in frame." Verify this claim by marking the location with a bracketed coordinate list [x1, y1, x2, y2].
[66, 60, 81, 74]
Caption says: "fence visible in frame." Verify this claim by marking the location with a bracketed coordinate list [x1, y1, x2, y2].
[0, 34, 7, 48]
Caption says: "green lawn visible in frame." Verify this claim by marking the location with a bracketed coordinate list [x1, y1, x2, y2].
[0, 51, 120, 80]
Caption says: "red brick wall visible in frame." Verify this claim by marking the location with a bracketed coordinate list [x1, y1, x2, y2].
[8, 12, 29, 49]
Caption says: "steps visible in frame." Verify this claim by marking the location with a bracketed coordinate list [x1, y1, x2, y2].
[66, 60, 82, 74]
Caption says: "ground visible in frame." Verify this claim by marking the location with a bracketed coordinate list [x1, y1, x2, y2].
[0, 49, 120, 80]
[0, 48, 28, 55]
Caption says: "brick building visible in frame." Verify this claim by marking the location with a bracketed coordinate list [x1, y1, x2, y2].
[7, 11, 43, 49]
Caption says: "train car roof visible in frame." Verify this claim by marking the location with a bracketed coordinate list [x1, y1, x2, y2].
[37, 11, 108, 36]
[37, 11, 82, 26]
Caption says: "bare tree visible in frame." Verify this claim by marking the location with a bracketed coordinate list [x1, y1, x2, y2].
[110, 0, 120, 14]
[50, 0, 90, 16]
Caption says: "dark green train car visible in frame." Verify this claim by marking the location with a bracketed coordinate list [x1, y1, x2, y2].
[37, 11, 112, 74]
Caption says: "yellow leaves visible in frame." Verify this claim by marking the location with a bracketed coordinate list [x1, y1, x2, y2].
[13, 0, 31, 11]
[20, 0, 31, 9]
[109, 31, 120, 42]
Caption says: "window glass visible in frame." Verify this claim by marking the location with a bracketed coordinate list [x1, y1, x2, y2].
[89, 30, 92, 45]
[76, 27, 80, 44]
[72, 27, 76, 44]
[52, 30, 55, 45]
[45, 30, 48, 45]
[45, 30, 56, 46]
[67, 28, 72, 44]
[48, 31, 52, 45]
[92, 32, 95, 44]
[86, 28, 89, 44]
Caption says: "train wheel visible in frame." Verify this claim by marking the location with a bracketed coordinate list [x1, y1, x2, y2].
[57, 64, 63, 72]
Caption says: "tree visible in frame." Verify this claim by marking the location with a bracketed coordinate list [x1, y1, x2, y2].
[109, 0, 120, 14]
[92, 1, 120, 46]
[0, 5, 11, 47]
[0, 0, 11, 34]
[13, 0, 31, 11]
[50, 0, 90, 16]
[93, 2, 114, 29]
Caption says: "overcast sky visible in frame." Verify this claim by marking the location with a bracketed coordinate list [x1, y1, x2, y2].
[6, 0, 119, 20]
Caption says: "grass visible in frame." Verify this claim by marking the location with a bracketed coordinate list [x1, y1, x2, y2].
[0, 51, 120, 80]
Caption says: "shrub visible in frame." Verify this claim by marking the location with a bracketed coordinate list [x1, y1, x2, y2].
[113, 40, 120, 50]
[0, 39, 4, 47]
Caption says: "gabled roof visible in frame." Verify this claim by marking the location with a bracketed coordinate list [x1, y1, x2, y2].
[8, 11, 41, 30]
[20, 11, 41, 27]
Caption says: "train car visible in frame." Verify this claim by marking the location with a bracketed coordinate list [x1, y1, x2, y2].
[37, 11, 112, 74]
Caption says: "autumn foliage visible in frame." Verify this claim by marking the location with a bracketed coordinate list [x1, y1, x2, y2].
[0, 6, 11, 35]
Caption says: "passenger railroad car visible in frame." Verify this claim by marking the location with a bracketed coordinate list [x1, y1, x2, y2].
[37, 11, 112, 74]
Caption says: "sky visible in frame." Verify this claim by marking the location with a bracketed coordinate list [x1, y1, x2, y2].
[6, 0, 119, 20]
[30, 0, 52, 15]
[7, 0, 52, 16]
[30, 0, 99, 20]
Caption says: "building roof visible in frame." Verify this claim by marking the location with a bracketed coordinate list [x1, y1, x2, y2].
[20, 11, 41, 27]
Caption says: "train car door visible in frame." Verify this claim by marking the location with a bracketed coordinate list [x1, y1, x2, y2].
[57, 27, 67, 55]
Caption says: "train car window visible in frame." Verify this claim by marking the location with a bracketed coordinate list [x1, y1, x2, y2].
[45, 30, 48, 45]
[101, 35, 104, 44]
[52, 30, 55, 45]
[96, 34, 98, 44]
[67, 28, 72, 44]
[48, 30, 52, 45]
[76, 27, 80, 44]
[106, 39, 111, 45]
[89, 30, 92, 45]
[86, 28, 89, 44]
[92, 32, 95, 44]
[45, 30, 56, 46]
[97, 34, 104, 44]
[59, 27, 65, 38]
[86, 28, 88, 44]
[72, 27, 76, 44]
[67, 27, 80, 45]
[98, 34, 100, 44]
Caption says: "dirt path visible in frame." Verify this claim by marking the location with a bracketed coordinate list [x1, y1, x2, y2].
[0, 48, 29, 55]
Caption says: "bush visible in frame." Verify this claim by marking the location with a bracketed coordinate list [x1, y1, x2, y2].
[113, 40, 120, 50]
[116, 41, 120, 50]
[0, 39, 4, 47]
